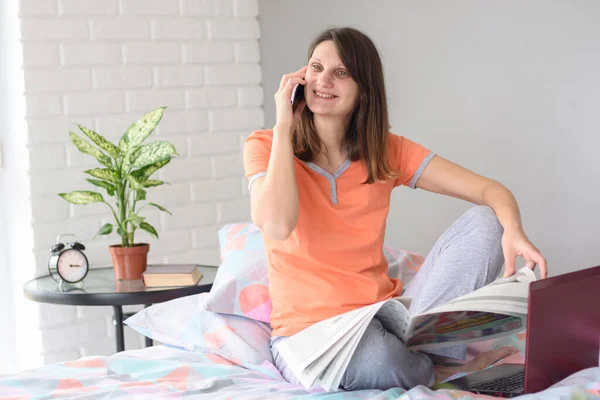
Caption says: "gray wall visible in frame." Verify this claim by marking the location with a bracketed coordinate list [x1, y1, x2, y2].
[258, 0, 600, 276]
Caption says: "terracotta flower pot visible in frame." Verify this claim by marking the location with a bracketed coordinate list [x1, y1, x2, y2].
[109, 243, 150, 280]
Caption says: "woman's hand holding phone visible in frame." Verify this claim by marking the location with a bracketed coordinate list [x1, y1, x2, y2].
[274, 66, 307, 136]
[252, 67, 305, 240]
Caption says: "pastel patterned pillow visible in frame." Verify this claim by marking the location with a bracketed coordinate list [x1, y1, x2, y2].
[124, 292, 277, 377]
[204, 222, 426, 323]
[204, 223, 271, 322]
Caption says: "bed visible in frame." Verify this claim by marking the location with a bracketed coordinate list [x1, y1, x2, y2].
[1, 291, 599, 399]
[3, 223, 599, 399]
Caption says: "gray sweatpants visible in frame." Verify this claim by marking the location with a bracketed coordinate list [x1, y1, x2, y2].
[270, 206, 505, 391]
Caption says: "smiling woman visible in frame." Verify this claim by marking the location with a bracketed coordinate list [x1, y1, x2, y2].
[295, 29, 393, 184]
[244, 25, 547, 392]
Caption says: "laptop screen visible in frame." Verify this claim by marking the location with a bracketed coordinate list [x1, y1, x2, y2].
[524, 265, 600, 394]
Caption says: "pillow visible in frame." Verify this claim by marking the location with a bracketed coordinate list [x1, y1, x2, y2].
[204, 222, 426, 323]
[383, 244, 425, 288]
[204, 222, 272, 322]
[124, 292, 277, 377]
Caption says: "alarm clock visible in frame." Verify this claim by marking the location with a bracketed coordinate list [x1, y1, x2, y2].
[48, 234, 90, 284]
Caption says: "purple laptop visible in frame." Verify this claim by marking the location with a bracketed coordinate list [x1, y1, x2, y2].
[442, 264, 600, 397]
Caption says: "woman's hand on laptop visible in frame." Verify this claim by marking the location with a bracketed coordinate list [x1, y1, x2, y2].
[502, 227, 548, 279]
[433, 346, 519, 384]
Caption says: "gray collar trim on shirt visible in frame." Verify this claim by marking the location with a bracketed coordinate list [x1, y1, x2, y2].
[303, 159, 351, 205]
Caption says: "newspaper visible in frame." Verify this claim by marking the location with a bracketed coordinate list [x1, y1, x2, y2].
[275, 267, 536, 391]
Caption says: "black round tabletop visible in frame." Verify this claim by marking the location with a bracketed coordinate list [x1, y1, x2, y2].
[23, 265, 218, 306]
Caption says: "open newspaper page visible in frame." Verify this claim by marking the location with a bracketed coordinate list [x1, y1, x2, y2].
[402, 267, 536, 351]
[275, 267, 536, 391]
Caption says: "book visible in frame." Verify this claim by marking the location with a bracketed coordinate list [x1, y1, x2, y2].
[142, 264, 203, 287]
[274, 266, 537, 392]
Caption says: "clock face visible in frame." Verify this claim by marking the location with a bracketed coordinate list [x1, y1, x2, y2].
[57, 249, 89, 283]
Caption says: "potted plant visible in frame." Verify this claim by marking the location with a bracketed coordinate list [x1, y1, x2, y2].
[58, 107, 177, 280]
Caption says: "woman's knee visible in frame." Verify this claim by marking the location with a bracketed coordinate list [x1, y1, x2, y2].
[461, 206, 504, 253]
[458, 206, 505, 279]
[463, 206, 503, 238]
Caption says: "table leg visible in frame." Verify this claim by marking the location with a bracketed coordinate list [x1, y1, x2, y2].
[144, 304, 153, 347]
[112, 305, 125, 352]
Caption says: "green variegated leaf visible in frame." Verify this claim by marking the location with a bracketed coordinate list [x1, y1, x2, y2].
[86, 179, 116, 196]
[121, 147, 141, 172]
[127, 212, 144, 226]
[77, 124, 120, 159]
[95, 223, 113, 237]
[84, 168, 119, 183]
[143, 180, 164, 188]
[126, 174, 144, 190]
[117, 226, 126, 237]
[148, 202, 171, 215]
[69, 132, 112, 168]
[131, 141, 176, 169]
[139, 222, 159, 239]
[136, 189, 146, 201]
[58, 191, 104, 205]
[131, 158, 171, 181]
[119, 107, 166, 151]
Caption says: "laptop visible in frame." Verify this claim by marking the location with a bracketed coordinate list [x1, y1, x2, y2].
[441, 264, 600, 397]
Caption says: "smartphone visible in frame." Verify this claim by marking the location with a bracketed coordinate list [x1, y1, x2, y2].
[291, 83, 305, 111]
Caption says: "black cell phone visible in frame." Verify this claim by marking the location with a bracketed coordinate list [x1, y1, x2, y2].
[291, 83, 305, 111]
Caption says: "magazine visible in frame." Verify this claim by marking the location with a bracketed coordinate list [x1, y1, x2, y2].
[275, 266, 536, 391]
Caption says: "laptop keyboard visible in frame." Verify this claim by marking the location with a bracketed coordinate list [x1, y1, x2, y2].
[470, 370, 525, 392]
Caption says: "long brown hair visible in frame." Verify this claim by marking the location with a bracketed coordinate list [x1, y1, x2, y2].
[293, 27, 398, 184]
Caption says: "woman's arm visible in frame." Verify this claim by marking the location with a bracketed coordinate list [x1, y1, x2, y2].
[250, 126, 299, 241]
[415, 155, 519, 226]
[249, 66, 308, 241]
[415, 155, 547, 278]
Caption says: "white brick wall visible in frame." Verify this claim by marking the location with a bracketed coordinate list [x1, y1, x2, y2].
[17, 0, 262, 366]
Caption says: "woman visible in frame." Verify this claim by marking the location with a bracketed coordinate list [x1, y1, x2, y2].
[243, 27, 547, 391]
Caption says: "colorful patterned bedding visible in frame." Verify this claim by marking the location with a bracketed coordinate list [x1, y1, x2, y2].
[2, 298, 599, 400]
[1, 344, 599, 399]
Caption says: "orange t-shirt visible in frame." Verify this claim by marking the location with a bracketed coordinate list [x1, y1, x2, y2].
[243, 129, 434, 337]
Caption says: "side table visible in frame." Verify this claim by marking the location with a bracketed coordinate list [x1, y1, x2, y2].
[23, 265, 217, 353]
